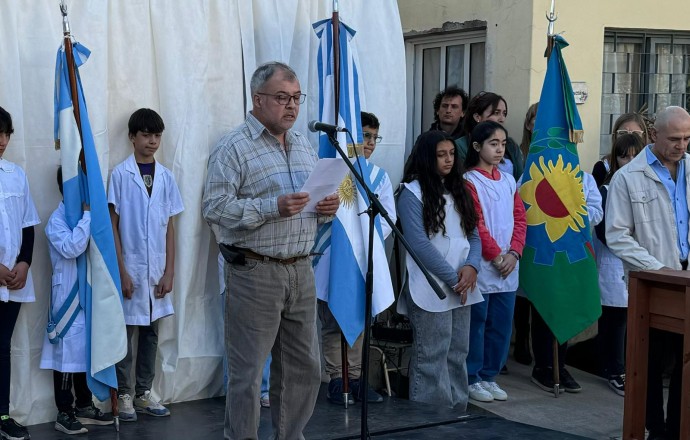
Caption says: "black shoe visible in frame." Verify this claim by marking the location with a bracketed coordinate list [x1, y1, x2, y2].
[75, 403, 114, 425]
[559, 368, 582, 393]
[55, 410, 88, 435]
[326, 378, 354, 405]
[607, 374, 625, 396]
[500, 365, 509, 375]
[0, 416, 30, 440]
[530, 367, 565, 394]
[350, 379, 384, 403]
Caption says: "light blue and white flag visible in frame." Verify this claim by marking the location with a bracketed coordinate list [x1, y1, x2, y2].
[54, 42, 127, 401]
[312, 18, 394, 346]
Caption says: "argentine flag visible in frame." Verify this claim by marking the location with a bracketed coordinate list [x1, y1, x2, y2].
[312, 18, 394, 345]
[54, 42, 127, 401]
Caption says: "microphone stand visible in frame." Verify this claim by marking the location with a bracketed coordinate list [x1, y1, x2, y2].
[324, 131, 446, 440]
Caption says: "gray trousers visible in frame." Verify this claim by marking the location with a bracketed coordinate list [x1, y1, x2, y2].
[224, 258, 321, 440]
[116, 322, 159, 397]
[318, 300, 363, 380]
[407, 294, 470, 410]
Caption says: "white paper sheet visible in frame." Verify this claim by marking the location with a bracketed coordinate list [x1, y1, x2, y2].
[301, 158, 350, 212]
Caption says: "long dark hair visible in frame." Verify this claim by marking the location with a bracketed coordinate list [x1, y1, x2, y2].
[464, 121, 508, 169]
[402, 131, 477, 236]
[462, 91, 507, 136]
[603, 133, 645, 184]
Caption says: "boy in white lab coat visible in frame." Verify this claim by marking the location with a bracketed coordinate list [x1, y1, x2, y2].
[109, 109, 183, 421]
[40, 167, 114, 435]
[0, 106, 40, 440]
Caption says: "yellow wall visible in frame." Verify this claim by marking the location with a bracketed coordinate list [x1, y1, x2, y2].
[398, 0, 690, 171]
[398, 0, 535, 145]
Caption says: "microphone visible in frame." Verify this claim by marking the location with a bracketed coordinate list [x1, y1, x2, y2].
[308, 120, 347, 134]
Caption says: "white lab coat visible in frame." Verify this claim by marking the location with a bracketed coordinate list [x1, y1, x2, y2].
[40, 203, 90, 372]
[108, 155, 184, 325]
[0, 159, 40, 303]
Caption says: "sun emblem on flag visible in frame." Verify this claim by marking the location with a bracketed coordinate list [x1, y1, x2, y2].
[519, 155, 588, 243]
[338, 173, 357, 208]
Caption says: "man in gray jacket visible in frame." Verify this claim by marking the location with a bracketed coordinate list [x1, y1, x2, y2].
[606, 106, 690, 440]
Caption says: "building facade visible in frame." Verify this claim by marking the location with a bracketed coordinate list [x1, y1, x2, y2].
[397, 0, 690, 170]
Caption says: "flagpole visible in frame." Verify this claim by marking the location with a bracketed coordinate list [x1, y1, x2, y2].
[330, 0, 353, 410]
[332, 1, 340, 120]
[60, 1, 81, 136]
[544, 0, 561, 398]
[58, 0, 120, 430]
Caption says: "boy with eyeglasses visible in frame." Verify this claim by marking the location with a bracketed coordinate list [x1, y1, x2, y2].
[317, 111, 396, 405]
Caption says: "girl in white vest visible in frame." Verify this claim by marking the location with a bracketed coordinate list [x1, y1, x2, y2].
[593, 133, 645, 397]
[463, 121, 526, 403]
[397, 130, 483, 410]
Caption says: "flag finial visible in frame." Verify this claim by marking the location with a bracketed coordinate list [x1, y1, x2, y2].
[59, 0, 71, 35]
[546, 0, 557, 36]
[333, 0, 339, 13]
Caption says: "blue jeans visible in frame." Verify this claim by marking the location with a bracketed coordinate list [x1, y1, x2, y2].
[467, 291, 516, 384]
[407, 294, 470, 410]
[260, 355, 271, 397]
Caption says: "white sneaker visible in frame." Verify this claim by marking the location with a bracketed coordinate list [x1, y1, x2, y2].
[117, 394, 137, 422]
[468, 382, 494, 402]
[481, 381, 508, 401]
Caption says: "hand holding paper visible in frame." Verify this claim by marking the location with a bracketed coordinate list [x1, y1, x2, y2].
[301, 159, 350, 212]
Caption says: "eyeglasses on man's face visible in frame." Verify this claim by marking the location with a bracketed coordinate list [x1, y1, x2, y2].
[363, 132, 383, 143]
[256, 92, 307, 106]
[616, 129, 644, 137]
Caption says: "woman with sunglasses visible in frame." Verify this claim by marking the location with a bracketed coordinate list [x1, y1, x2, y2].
[592, 113, 650, 187]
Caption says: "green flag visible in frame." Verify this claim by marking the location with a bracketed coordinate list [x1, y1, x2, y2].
[519, 35, 601, 344]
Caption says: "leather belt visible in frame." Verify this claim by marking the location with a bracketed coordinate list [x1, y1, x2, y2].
[237, 247, 307, 265]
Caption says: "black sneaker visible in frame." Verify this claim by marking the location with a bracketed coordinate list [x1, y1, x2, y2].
[500, 365, 509, 375]
[326, 377, 354, 405]
[350, 378, 384, 403]
[607, 374, 625, 396]
[530, 367, 565, 394]
[559, 368, 582, 393]
[75, 403, 114, 425]
[0, 416, 30, 440]
[55, 410, 88, 435]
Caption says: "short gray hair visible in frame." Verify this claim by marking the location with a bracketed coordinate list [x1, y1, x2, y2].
[250, 62, 298, 96]
[654, 106, 690, 131]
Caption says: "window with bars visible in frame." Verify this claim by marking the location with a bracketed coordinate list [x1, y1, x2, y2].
[406, 30, 486, 146]
[600, 30, 690, 156]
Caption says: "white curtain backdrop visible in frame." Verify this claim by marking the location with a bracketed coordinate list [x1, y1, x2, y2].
[0, 0, 406, 425]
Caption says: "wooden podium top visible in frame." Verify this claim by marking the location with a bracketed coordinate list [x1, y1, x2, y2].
[629, 269, 690, 285]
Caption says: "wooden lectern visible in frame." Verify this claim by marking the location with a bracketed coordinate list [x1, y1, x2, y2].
[624, 270, 690, 439]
